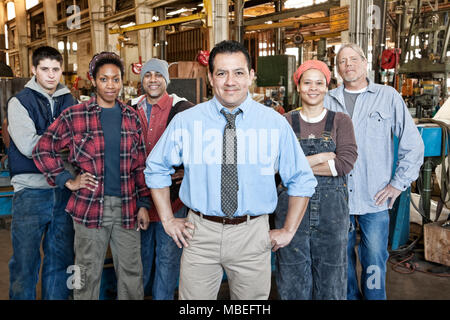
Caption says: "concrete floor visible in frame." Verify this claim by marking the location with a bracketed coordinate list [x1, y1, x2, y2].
[0, 222, 449, 300]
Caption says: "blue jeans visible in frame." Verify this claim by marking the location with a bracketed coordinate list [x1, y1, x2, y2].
[9, 187, 74, 300]
[347, 210, 389, 300]
[141, 206, 186, 299]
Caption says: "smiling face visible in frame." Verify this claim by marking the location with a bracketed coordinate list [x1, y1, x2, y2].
[297, 68, 328, 109]
[92, 64, 122, 108]
[337, 47, 368, 85]
[32, 58, 63, 95]
[142, 71, 167, 104]
[208, 52, 255, 110]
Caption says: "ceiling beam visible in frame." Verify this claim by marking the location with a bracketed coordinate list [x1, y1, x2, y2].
[243, 0, 340, 26]
[245, 16, 330, 31]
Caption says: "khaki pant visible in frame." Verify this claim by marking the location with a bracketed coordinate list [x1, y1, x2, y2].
[179, 210, 272, 300]
[73, 196, 143, 300]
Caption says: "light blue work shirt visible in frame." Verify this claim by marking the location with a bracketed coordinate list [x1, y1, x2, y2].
[145, 94, 317, 217]
[324, 78, 424, 215]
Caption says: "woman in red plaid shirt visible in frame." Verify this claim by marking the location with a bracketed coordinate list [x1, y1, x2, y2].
[33, 52, 150, 300]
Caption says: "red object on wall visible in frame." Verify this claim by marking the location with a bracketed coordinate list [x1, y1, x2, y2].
[131, 56, 143, 75]
[381, 49, 401, 70]
[73, 76, 80, 90]
[197, 50, 210, 66]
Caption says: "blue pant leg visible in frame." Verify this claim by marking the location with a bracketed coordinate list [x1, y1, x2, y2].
[152, 206, 186, 300]
[41, 187, 74, 300]
[141, 222, 156, 297]
[9, 188, 53, 300]
[274, 188, 313, 300]
[358, 210, 389, 300]
[347, 215, 361, 300]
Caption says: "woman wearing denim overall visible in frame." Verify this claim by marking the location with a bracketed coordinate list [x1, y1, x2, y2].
[275, 60, 358, 299]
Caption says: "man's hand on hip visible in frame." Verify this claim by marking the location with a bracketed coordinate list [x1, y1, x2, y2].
[374, 184, 402, 209]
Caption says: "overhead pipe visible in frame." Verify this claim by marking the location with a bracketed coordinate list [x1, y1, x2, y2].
[234, 0, 244, 44]
[109, 0, 212, 35]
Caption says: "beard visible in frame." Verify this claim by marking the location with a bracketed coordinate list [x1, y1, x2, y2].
[342, 72, 365, 83]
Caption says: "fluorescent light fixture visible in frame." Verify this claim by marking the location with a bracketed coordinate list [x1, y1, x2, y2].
[26, 0, 39, 10]
[120, 22, 136, 29]
[284, 0, 326, 9]
[5, 25, 9, 65]
[167, 8, 193, 16]
[7, 2, 15, 20]
[4, 25, 8, 50]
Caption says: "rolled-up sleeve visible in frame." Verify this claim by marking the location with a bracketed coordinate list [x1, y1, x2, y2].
[144, 114, 183, 189]
[278, 119, 317, 197]
[391, 93, 425, 191]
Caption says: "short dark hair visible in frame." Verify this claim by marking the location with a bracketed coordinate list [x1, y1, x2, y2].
[32, 46, 63, 67]
[89, 52, 124, 80]
[208, 40, 252, 74]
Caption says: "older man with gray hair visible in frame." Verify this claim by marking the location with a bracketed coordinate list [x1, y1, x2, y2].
[129, 58, 194, 299]
[324, 43, 424, 300]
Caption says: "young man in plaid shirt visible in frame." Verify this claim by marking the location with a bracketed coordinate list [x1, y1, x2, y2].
[33, 52, 150, 300]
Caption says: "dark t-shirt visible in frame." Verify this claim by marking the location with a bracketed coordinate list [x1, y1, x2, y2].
[343, 90, 361, 118]
[100, 102, 122, 197]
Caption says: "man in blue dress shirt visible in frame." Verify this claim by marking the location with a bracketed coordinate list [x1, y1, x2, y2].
[144, 40, 317, 300]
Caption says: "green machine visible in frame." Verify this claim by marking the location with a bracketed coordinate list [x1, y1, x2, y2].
[256, 55, 297, 111]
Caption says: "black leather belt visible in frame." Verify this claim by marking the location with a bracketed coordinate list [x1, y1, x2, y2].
[190, 209, 259, 225]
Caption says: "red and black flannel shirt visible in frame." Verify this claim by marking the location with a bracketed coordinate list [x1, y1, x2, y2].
[33, 97, 150, 229]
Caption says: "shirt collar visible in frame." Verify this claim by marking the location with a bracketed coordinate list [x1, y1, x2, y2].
[366, 77, 377, 93]
[137, 92, 171, 111]
[330, 77, 376, 99]
[150, 92, 171, 110]
[87, 96, 129, 114]
[212, 92, 252, 118]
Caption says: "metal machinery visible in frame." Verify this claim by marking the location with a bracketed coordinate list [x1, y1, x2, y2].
[380, 1, 450, 250]
[396, 1, 450, 228]
[397, 0, 450, 119]
[256, 55, 297, 111]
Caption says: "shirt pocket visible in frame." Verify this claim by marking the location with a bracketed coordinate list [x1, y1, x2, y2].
[123, 130, 140, 163]
[367, 111, 392, 139]
[73, 133, 95, 163]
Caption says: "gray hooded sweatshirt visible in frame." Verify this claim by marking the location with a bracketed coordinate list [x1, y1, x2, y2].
[7, 76, 73, 192]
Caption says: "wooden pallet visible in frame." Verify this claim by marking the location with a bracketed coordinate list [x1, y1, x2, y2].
[424, 221, 450, 267]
